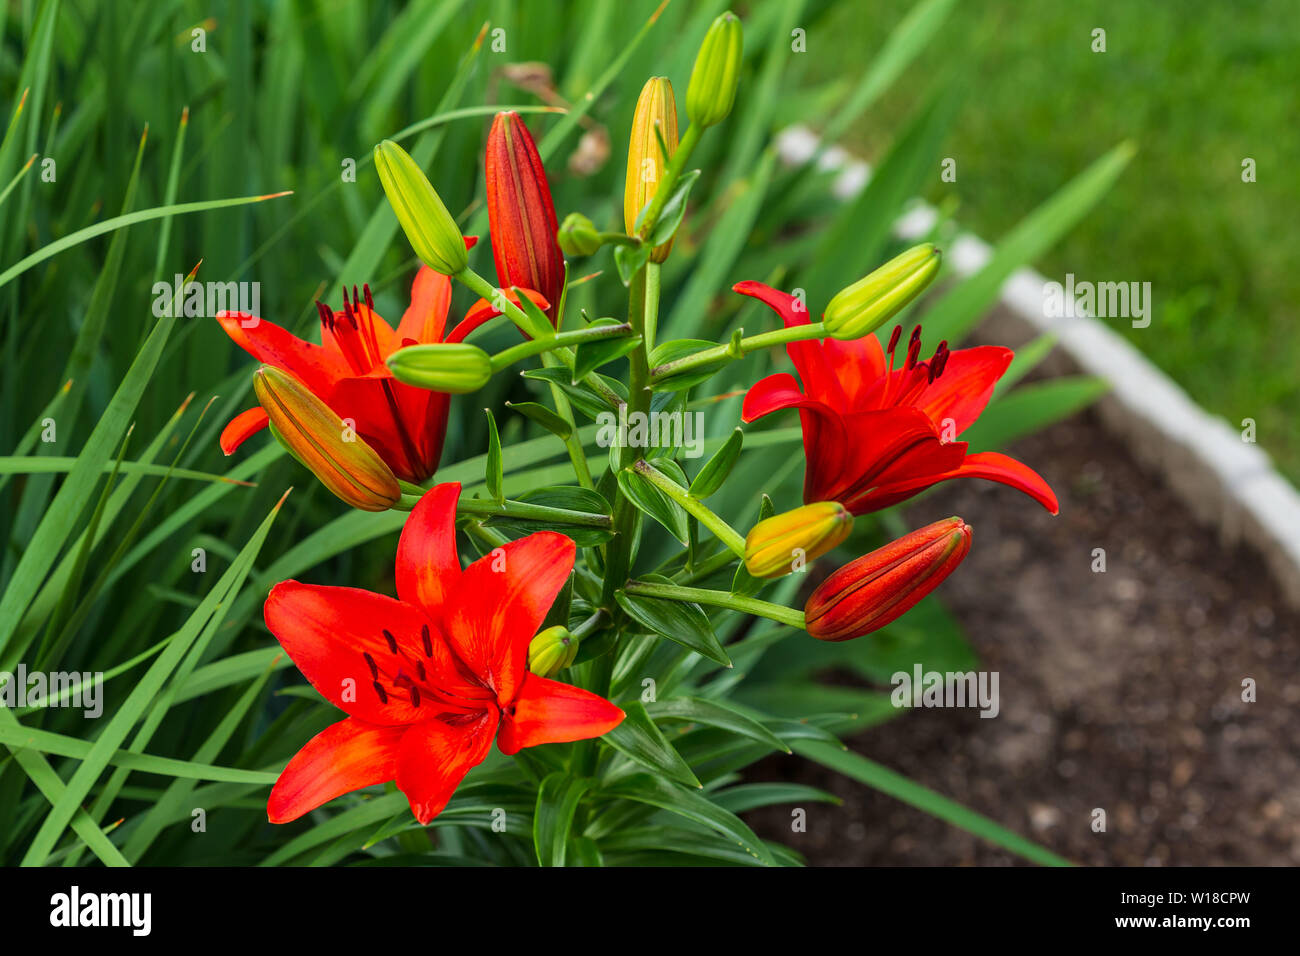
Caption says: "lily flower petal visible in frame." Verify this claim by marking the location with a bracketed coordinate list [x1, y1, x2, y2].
[497, 673, 625, 755]
[443, 531, 576, 705]
[395, 482, 464, 622]
[393, 238, 479, 347]
[268, 718, 406, 823]
[219, 407, 269, 455]
[396, 710, 499, 824]
[862, 450, 1060, 515]
[911, 345, 1012, 435]
[264, 581, 434, 725]
[216, 312, 350, 396]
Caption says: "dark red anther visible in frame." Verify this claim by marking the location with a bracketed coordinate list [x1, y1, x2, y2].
[363, 652, 378, 679]
[409, 686, 421, 707]
[905, 335, 921, 369]
[382, 629, 398, 654]
[415, 660, 426, 681]
[372, 681, 388, 704]
[887, 325, 902, 355]
[315, 300, 334, 331]
[363, 283, 375, 313]
[421, 624, 433, 657]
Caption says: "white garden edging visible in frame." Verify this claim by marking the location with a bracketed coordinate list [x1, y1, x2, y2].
[775, 125, 1300, 605]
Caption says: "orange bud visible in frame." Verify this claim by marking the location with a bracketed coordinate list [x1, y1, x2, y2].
[744, 501, 852, 578]
[253, 366, 401, 512]
[625, 77, 679, 262]
[805, 517, 972, 641]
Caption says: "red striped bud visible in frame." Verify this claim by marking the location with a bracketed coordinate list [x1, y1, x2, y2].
[805, 517, 972, 641]
[485, 111, 564, 322]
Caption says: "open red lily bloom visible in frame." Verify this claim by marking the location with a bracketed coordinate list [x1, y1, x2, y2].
[264, 483, 624, 824]
[217, 242, 545, 483]
[737, 281, 1058, 516]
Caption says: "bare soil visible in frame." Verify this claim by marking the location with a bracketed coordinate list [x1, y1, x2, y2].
[746, 408, 1300, 865]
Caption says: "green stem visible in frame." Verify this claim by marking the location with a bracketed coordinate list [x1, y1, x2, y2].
[673, 543, 738, 584]
[455, 495, 611, 528]
[456, 266, 552, 339]
[597, 232, 640, 247]
[570, 609, 607, 642]
[600, 269, 652, 607]
[649, 320, 828, 383]
[489, 322, 634, 373]
[632, 459, 746, 557]
[637, 123, 703, 239]
[624, 579, 806, 629]
[644, 262, 661, 355]
[457, 266, 625, 412]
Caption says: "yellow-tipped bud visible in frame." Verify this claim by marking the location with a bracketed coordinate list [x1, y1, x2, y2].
[527, 625, 579, 678]
[374, 139, 468, 276]
[387, 343, 492, 394]
[625, 76, 679, 262]
[253, 365, 401, 512]
[558, 212, 602, 257]
[686, 12, 743, 129]
[823, 244, 942, 340]
[744, 501, 853, 578]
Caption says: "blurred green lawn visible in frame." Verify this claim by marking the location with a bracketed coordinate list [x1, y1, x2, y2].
[816, 0, 1300, 480]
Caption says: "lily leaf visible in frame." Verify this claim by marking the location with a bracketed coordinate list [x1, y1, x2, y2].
[602, 701, 700, 789]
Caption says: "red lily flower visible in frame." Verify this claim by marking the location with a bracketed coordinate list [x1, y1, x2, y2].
[737, 281, 1058, 516]
[217, 242, 543, 483]
[264, 482, 624, 824]
[485, 111, 564, 324]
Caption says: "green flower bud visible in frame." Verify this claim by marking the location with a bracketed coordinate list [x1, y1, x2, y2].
[386, 343, 492, 394]
[558, 212, 602, 257]
[528, 625, 579, 678]
[823, 244, 942, 340]
[374, 139, 468, 276]
[686, 12, 743, 128]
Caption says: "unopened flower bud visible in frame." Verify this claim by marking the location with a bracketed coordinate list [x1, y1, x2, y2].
[254, 365, 401, 512]
[686, 12, 743, 128]
[527, 625, 579, 678]
[485, 111, 564, 322]
[387, 343, 492, 394]
[822, 244, 942, 340]
[625, 76, 679, 261]
[374, 139, 468, 276]
[744, 501, 853, 578]
[558, 212, 602, 257]
[805, 517, 972, 641]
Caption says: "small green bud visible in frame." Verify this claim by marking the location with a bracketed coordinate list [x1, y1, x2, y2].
[387, 343, 492, 394]
[558, 212, 602, 257]
[374, 139, 468, 275]
[527, 625, 579, 678]
[686, 12, 743, 128]
[822, 244, 942, 340]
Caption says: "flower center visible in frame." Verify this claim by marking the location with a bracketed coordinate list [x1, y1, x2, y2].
[362, 623, 494, 719]
[882, 324, 949, 407]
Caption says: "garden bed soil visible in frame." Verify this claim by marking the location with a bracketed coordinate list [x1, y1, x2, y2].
[744, 407, 1300, 866]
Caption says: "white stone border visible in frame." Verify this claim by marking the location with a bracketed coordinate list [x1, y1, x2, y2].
[776, 125, 1300, 605]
